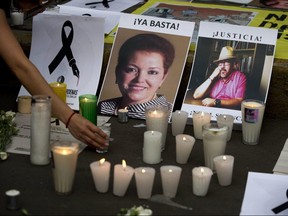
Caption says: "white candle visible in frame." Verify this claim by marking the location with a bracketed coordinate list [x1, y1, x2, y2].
[134, 167, 155, 199]
[192, 112, 211, 140]
[17, 95, 32, 114]
[171, 110, 188, 136]
[118, 107, 129, 123]
[192, 166, 213, 197]
[160, 165, 182, 198]
[202, 123, 228, 170]
[90, 158, 111, 193]
[30, 95, 51, 165]
[143, 131, 162, 164]
[175, 134, 196, 164]
[145, 105, 169, 150]
[217, 114, 234, 141]
[213, 155, 234, 186]
[113, 160, 134, 197]
[241, 100, 265, 145]
[10, 11, 24, 26]
[5, 189, 20, 210]
[52, 142, 79, 195]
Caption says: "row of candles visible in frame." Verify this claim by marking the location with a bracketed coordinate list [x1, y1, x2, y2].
[90, 157, 234, 199]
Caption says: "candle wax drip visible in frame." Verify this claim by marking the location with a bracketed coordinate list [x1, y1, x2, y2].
[150, 194, 193, 211]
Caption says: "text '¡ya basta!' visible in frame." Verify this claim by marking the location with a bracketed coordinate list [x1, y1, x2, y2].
[133, 18, 180, 30]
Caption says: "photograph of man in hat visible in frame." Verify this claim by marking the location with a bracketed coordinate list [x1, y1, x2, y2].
[192, 46, 247, 110]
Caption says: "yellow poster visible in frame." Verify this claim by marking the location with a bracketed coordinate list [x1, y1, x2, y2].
[109, 0, 288, 59]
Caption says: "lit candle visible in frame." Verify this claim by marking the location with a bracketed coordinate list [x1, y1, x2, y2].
[175, 134, 195, 164]
[217, 114, 234, 141]
[213, 155, 234, 186]
[134, 167, 155, 199]
[145, 105, 169, 150]
[192, 166, 213, 197]
[17, 95, 32, 114]
[143, 131, 162, 164]
[51, 142, 79, 195]
[160, 165, 182, 198]
[192, 112, 211, 140]
[49, 82, 67, 103]
[79, 94, 97, 125]
[90, 158, 111, 193]
[118, 107, 129, 123]
[241, 99, 265, 145]
[171, 110, 188, 136]
[202, 123, 228, 170]
[113, 160, 134, 197]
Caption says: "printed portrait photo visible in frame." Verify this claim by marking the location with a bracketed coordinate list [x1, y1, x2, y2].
[98, 28, 191, 120]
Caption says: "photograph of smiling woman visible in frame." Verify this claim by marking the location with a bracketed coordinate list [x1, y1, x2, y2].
[98, 29, 190, 120]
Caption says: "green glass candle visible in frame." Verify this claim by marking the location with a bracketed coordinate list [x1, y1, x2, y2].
[79, 94, 97, 125]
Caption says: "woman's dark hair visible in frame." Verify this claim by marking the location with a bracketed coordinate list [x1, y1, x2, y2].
[116, 33, 175, 74]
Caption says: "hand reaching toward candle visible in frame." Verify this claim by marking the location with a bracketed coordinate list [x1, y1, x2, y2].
[0, 2, 108, 149]
[66, 113, 109, 149]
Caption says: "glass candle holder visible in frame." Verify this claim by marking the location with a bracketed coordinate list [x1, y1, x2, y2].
[79, 94, 97, 125]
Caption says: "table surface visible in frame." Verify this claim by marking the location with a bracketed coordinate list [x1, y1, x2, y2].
[0, 116, 287, 215]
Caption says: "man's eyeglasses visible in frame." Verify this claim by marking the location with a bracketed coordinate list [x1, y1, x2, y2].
[218, 62, 230, 67]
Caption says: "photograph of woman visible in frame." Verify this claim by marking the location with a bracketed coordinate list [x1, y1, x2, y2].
[98, 29, 191, 120]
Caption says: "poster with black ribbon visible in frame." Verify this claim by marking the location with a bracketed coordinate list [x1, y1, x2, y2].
[18, 13, 105, 110]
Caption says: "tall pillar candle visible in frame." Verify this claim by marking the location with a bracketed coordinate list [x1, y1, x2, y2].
[79, 94, 97, 125]
[143, 131, 162, 164]
[145, 104, 169, 150]
[90, 158, 111, 193]
[175, 134, 195, 164]
[160, 165, 182, 198]
[213, 155, 234, 186]
[217, 114, 234, 141]
[49, 82, 67, 103]
[171, 110, 188, 136]
[241, 99, 265, 145]
[135, 167, 155, 199]
[113, 160, 134, 197]
[192, 112, 211, 140]
[202, 123, 228, 170]
[192, 166, 213, 196]
[30, 95, 51, 165]
[51, 142, 79, 195]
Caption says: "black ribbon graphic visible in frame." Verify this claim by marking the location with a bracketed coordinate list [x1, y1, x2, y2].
[48, 20, 80, 85]
[272, 189, 288, 214]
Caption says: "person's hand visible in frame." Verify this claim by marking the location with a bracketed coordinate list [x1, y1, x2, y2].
[66, 113, 109, 149]
[209, 66, 222, 80]
[202, 98, 216, 107]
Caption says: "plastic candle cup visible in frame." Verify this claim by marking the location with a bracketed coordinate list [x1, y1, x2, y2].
[171, 110, 189, 136]
[213, 155, 234, 186]
[135, 167, 155, 199]
[49, 82, 67, 103]
[192, 112, 211, 140]
[217, 114, 234, 141]
[160, 165, 182, 198]
[90, 158, 111, 193]
[175, 134, 196, 164]
[192, 166, 213, 197]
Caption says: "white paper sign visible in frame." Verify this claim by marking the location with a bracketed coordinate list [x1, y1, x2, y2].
[18, 13, 105, 110]
[241, 172, 288, 215]
[181, 21, 278, 124]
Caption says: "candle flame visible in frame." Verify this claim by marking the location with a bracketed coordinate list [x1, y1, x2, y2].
[84, 97, 88, 102]
[177, 111, 181, 115]
[224, 115, 227, 120]
[201, 112, 204, 117]
[223, 156, 227, 161]
[168, 169, 173, 173]
[151, 131, 154, 135]
[200, 168, 204, 174]
[152, 110, 158, 115]
[141, 169, 146, 174]
[99, 158, 105, 165]
[122, 160, 127, 170]
[183, 136, 187, 141]
[124, 106, 128, 111]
